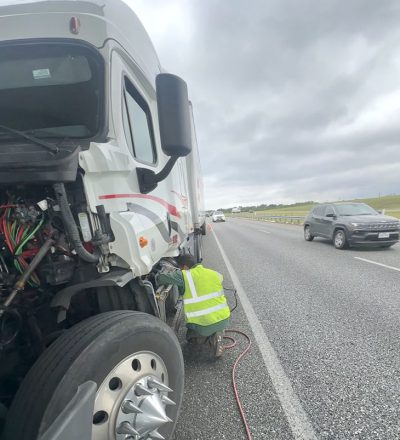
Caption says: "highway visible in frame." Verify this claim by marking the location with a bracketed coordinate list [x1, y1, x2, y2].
[173, 218, 400, 440]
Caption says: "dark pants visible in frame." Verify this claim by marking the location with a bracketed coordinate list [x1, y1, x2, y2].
[186, 328, 208, 344]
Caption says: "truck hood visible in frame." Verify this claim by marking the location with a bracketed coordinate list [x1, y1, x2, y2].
[340, 214, 399, 224]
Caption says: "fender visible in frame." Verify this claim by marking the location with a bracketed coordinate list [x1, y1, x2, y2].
[331, 223, 350, 240]
[51, 270, 134, 322]
[38, 381, 97, 440]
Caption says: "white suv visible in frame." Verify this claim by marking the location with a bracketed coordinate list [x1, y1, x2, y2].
[212, 211, 226, 222]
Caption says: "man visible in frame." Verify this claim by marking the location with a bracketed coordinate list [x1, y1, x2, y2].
[156, 254, 230, 358]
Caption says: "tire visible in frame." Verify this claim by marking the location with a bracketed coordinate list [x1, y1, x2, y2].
[304, 225, 314, 241]
[333, 229, 347, 249]
[3, 311, 184, 440]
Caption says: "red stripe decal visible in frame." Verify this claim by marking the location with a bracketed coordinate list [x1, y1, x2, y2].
[98, 193, 181, 218]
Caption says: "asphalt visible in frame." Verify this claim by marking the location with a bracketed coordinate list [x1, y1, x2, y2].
[172, 218, 400, 440]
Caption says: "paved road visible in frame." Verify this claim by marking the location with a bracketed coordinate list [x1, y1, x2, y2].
[173, 218, 400, 440]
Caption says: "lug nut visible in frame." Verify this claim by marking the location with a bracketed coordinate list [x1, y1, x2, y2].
[117, 421, 139, 436]
[147, 378, 172, 393]
[122, 400, 143, 414]
[135, 383, 154, 396]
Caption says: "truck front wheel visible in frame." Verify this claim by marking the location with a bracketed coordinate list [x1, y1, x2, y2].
[3, 311, 184, 440]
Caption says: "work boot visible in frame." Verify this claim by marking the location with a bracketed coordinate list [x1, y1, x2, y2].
[210, 331, 224, 358]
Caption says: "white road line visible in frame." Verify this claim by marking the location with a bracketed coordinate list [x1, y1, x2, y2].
[257, 229, 271, 234]
[212, 230, 318, 440]
[354, 257, 400, 272]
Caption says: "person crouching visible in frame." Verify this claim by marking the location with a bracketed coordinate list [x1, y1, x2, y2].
[157, 253, 230, 358]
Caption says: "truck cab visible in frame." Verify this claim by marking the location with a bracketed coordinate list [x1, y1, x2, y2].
[0, 1, 204, 439]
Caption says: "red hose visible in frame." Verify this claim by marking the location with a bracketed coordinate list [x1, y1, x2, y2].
[224, 329, 253, 440]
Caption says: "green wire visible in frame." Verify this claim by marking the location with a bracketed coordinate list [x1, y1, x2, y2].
[14, 255, 38, 287]
[12, 214, 45, 287]
[11, 221, 16, 242]
[15, 215, 45, 256]
[21, 227, 30, 240]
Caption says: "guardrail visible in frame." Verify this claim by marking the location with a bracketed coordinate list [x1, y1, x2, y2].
[228, 214, 305, 225]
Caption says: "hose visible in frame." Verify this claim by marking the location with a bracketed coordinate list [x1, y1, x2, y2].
[0, 309, 22, 348]
[53, 183, 99, 263]
[224, 330, 253, 440]
[223, 287, 253, 440]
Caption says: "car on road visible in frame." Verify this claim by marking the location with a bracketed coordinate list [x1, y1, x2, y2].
[303, 202, 400, 249]
[212, 210, 226, 222]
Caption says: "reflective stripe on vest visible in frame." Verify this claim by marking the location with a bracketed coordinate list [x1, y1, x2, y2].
[185, 270, 198, 298]
[185, 303, 228, 318]
[183, 290, 224, 304]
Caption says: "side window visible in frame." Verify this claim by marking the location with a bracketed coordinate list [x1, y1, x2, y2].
[123, 77, 156, 164]
[319, 205, 327, 216]
[325, 206, 335, 216]
[314, 206, 323, 216]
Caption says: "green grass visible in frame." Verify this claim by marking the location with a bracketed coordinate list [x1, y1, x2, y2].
[230, 195, 400, 219]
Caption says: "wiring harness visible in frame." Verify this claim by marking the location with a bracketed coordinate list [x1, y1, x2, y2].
[0, 205, 45, 287]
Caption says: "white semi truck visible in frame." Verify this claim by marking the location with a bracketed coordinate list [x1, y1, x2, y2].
[0, 1, 205, 439]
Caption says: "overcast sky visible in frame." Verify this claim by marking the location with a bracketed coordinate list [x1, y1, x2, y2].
[129, 0, 400, 209]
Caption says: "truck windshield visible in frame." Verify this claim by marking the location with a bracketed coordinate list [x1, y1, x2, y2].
[0, 42, 103, 139]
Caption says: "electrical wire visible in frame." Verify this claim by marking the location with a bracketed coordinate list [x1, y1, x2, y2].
[15, 215, 44, 256]
[1, 207, 43, 286]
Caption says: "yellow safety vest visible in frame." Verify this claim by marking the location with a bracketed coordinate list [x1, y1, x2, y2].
[182, 265, 230, 327]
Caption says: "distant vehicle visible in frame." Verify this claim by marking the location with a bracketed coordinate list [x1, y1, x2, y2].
[304, 203, 400, 249]
[231, 207, 241, 213]
[212, 211, 226, 222]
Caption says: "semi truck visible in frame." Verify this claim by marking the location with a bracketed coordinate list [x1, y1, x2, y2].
[0, 1, 205, 439]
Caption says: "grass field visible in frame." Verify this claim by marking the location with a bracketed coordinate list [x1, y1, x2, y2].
[230, 195, 400, 219]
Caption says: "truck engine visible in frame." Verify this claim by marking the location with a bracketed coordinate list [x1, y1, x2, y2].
[0, 180, 108, 408]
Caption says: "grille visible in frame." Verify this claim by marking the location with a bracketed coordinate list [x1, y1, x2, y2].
[363, 223, 399, 230]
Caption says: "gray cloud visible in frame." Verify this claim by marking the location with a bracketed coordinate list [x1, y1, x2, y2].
[132, 0, 400, 208]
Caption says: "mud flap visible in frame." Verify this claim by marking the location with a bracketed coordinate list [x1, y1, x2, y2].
[38, 381, 97, 440]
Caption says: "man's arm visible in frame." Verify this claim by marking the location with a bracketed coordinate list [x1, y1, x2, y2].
[156, 269, 185, 294]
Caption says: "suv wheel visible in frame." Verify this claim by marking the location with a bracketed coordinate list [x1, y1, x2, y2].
[333, 229, 347, 249]
[304, 225, 314, 241]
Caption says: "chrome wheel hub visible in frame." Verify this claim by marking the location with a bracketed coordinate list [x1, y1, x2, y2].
[92, 351, 175, 440]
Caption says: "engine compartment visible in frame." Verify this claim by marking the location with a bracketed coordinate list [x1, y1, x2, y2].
[0, 181, 102, 409]
[0, 179, 181, 424]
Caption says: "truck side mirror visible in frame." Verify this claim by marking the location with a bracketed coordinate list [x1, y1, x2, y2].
[156, 73, 192, 157]
[136, 74, 193, 193]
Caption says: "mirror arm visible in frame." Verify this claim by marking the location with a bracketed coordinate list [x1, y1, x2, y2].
[137, 156, 179, 194]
